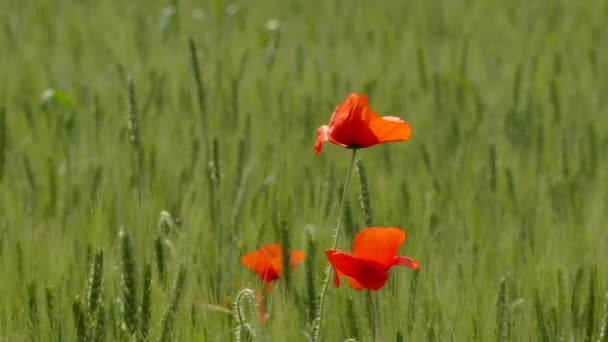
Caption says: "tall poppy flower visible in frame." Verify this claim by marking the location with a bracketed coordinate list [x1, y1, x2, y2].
[314, 93, 412, 155]
[240, 244, 305, 284]
[325, 227, 419, 291]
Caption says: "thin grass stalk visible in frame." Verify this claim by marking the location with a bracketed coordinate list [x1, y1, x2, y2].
[140, 263, 152, 341]
[46, 157, 57, 216]
[229, 165, 250, 232]
[154, 234, 166, 287]
[305, 227, 317, 323]
[27, 281, 39, 338]
[158, 263, 187, 342]
[127, 76, 144, 203]
[420, 145, 441, 192]
[345, 297, 360, 341]
[584, 268, 597, 342]
[496, 277, 508, 342]
[188, 38, 208, 148]
[46, 285, 56, 335]
[234, 288, 257, 342]
[0, 105, 6, 182]
[597, 289, 608, 342]
[416, 46, 428, 91]
[356, 159, 373, 227]
[120, 229, 139, 335]
[16, 241, 24, 280]
[488, 143, 497, 194]
[312, 148, 357, 342]
[573, 267, 585, 336]
[279, 220, 292, 288]
[73, 296, 87, 342]
[208, 138, 223, 298]
[535, 291, 550, 342]
[550, 78, 561, 124]
[367, 290, 378, 342]
[407, 271, 419, 335]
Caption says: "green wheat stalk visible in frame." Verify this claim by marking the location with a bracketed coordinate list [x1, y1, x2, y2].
[597, 289, 608, 342]
[120, 229, 139, 335]
[27, 281, 39, 338]
[305, 227, 317, 324]
[158, 210, 176, 236]
[279, 219, 292, 288]
[46, 285, 57, 335]
[346, 296, 360, 341]
[573, 267, 585, 336]
[535, 291, 550, 342]
[584, 268, 596, 342]
[73, 296, 87, 342]
[86, 249, 104, 322]
[154, 234, 166, 288]
[356, 159, 372, 227]
[495, 277, 508, 342]
[158, 262, 187, 342]
[488, 143, 497, 194]
[46, 157, 57, 216]
[127, 75, 144, 203]
[0, 105, 6, 182]
[407, 271, 419, 335]
[92, 301, 106, 342]
[338, 183, 356, 239]
[188, 38, 208, 146]
[140, 263, 152, 341]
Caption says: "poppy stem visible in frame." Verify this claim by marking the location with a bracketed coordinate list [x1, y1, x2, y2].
[312, 148, 358, 342]
[367, 289, 378, 341]
[330, 148, 358, 250]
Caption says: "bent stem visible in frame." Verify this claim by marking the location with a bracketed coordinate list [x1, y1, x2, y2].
[312, 148, 358, 342]
[367, 290, 378, 341]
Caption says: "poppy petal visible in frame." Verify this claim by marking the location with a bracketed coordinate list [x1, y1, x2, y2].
[392, 256, 420, 270]
[325, 94, 368, 148]
[240, 244, 283, 282]
[346, 276, 365, 290]
[314, 125, 330, 155]
[362, 111, 412, 146]
[332, 267, 341, 288]
[289, 251, 305, 269]
[352, 227, 406, 268]
[325, 249, 388, 290]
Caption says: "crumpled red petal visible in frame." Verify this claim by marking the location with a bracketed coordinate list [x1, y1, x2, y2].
[325, 249, 388, 290]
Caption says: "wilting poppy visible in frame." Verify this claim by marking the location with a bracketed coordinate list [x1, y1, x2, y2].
[241, 244, 304, 284]
[314, 93, 412, 155]
[325, 227, 419, 291]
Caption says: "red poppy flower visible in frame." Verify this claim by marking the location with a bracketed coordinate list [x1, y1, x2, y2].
[241, 244, 304, 283]
[325, 227, 419, 291]
[314, 93, 412, 155]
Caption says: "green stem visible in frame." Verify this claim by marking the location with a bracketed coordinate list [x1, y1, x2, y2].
[312, 148, 358, 342]
[367, 290, 378, 342]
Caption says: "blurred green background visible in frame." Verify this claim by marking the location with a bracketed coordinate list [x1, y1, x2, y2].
[1, 0, 607, 340]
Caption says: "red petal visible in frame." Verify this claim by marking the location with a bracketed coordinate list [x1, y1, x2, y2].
[289, 251, 305, 269]
[325, 249, 388, 290]
[392, 256, 420, 270]
[352, 227, 405, 268]
[240, 244, 283, 282]
[314, 125, 330, 155]
[325, 94, 369, 147]
[361, 111, 412, 147]
[346, 277, 365, 290]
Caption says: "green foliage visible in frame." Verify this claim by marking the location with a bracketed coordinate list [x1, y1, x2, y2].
[0, 0, 607, 340]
